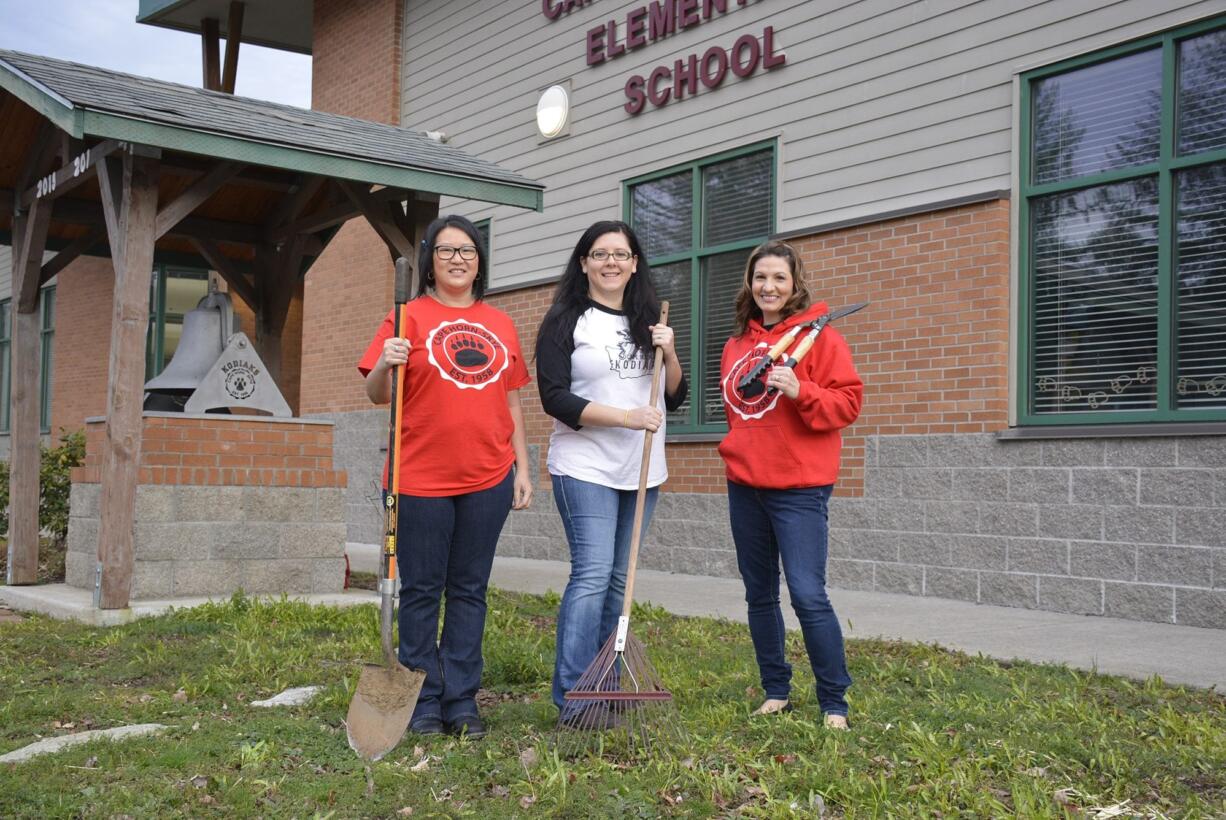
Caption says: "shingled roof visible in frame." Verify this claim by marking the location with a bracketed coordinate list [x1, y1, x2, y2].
[0, 48, 543, 210]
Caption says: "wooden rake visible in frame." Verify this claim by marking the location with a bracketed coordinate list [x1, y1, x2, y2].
[554, 302, 680, 755]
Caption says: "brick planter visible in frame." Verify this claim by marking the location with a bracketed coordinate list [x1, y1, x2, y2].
[65, 413, 348, 601]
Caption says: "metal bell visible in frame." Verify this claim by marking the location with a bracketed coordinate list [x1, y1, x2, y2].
[144, 290, 234, 410]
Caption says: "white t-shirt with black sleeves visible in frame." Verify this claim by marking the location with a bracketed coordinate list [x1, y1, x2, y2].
[537, 302, 687, 490]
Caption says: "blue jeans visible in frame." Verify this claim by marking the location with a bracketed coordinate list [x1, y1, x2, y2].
[550, 474, 659, 710]
[394, 469, 513, 723]
[728, 480, 851, 716]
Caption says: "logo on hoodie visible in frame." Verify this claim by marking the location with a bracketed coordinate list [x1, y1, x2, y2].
[426, 319, 510, 389]
[722, 344, 783, 420]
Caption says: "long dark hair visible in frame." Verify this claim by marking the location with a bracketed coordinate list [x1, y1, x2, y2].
[415, 214, 489, 300]
[535, 220, 660, 357]
[731, 240, 812, 336]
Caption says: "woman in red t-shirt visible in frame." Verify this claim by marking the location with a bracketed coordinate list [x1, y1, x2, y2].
[358, 215, 532, 739]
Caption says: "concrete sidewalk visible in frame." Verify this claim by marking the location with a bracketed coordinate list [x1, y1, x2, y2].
[488, 556, 1226, 691]
[5, 549, 1221, 690]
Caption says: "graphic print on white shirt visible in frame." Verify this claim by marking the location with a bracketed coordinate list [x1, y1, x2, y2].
[425, 319, 510, 389]
[605, 329, 651, 379]
[722, 343, 783, 420]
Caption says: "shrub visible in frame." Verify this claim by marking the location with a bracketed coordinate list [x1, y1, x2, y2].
[0, 429, 86, 543]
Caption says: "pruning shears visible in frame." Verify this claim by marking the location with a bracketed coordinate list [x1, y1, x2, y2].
[736, 302, 868, 397]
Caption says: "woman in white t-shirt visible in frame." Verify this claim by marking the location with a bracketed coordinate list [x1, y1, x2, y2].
[535, 220, 687, 725]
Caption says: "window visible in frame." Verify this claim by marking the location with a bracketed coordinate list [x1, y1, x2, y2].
[0, 299, 9, 433]
[146, 266, 209, 380]
[626, 142, 775, 432]
[1, 287, 56, 434]
[1019, 18, 1226, 424]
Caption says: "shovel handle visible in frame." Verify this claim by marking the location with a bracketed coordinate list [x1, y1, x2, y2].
[382, 257, 412, 667]
[621, 301, 669, 619]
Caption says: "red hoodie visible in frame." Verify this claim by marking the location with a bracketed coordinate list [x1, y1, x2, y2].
[718, 302, 863, 489]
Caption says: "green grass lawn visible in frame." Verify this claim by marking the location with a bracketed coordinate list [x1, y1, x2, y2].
[1, 590, 1223, 818]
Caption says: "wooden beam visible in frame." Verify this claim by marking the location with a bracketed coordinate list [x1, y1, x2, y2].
[408, 194, 440, 295]
[15, 121, 59, 199]
[12, 197, 53, 313]
[19, 140, 124, 208]
[37, 193, 267, 248]
[4, 207, 47, 586]
[265, 175, 324, 234]
[269, 198, 362, 243]
[202, 18, 222, 91]
[337, 180, 415, 261]
[221, 1, 245, 94]
[190, 236, 258, 312]
[97, 154, 127, 270]
[96, 153, 160, 610]
[160, 156, 296, 192]
[40, 227, 105, 286]
[268, 234, 305, 336]
[154, 160, 244, 240]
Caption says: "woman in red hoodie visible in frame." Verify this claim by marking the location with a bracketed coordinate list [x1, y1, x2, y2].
[718, 239, 863, 729]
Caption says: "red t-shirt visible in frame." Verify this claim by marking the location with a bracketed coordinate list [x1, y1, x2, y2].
[358, 296, 530, 497]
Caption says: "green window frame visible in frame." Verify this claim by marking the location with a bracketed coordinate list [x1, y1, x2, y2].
[1, 287, 56, 434]
[39, 286, 54, 433]
[0, 299, 9, 433]
[624, 141, 776, 434]
[473, 217, 492, 261]
[1018, 15, 1226, 425]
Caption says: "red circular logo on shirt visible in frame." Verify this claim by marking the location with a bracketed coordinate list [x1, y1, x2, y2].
[723, 344, 783, 420]
[425, 320, 510, 390]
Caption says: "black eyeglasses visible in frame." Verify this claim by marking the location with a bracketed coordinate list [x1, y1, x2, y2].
[435, 244, 478, 261]
[587, 249, 633, 262]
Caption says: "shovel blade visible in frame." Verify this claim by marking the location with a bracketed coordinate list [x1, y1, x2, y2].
[346, 662, 426, 761]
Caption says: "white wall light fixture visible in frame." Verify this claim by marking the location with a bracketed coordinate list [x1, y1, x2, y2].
[536, 83, 571, 139]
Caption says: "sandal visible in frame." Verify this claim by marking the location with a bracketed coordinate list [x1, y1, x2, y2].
[752, 699, 793, 716]
[824, 713, 849, 731]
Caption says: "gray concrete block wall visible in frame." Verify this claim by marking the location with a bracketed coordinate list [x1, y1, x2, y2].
[327, 416, 1225, 630]
[66, 482, 346, 600]
[832, 433, 1226, 628]
[307, 409, 387, 548]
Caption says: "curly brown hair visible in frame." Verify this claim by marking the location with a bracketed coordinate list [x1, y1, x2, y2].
[731, 240, 812, 337]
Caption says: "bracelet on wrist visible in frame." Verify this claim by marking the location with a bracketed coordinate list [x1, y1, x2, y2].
[623, 408, 631, 428]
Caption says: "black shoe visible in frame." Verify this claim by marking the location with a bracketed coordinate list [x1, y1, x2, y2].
[447, 714, 486, 739]
[409, 714, 446, 735]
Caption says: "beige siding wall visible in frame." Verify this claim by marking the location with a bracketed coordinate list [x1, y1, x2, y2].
[403, 0, 1226, 291]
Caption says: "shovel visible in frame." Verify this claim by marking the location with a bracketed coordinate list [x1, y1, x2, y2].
[347, 257, 427, 761]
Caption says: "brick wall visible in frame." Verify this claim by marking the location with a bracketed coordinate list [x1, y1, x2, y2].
[299, 0, 403, 416]
[49, 256, 115, 435]
[486, 199, 1012, 495]
[72, 415, 345, 488]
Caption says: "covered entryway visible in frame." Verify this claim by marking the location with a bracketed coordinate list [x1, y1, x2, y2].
[0, 49, 543, 609]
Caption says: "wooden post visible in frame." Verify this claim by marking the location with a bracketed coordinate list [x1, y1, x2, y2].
[202, 18, 222, 91]
[5, 197, 51, 585]
[95, 151, 160, 609]
[221, 1, 245, 94]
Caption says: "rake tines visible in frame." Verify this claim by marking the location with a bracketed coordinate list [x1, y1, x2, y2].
[554, 620, 678, 756]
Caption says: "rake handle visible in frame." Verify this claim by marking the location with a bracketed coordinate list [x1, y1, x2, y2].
[621, 301, 669, 619]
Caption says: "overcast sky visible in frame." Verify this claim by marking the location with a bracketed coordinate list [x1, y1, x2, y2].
[0, 0, 312, 107]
